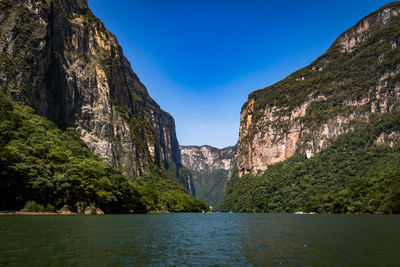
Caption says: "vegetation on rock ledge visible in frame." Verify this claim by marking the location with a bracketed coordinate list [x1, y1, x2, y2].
[221, 112, 400, 214]
[0, 93, 209, 213]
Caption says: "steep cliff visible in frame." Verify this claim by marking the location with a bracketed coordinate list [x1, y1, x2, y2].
[222, 2, 400, 213]
[0, 92, 209, 212]
[237, 2, 400, 176]
[0, 0, 193, 193]
[180, 145, 236, 208]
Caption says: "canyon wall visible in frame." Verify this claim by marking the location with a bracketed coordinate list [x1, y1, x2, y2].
[180, 145, 237, 207]
[237, 2, 400, 176]
[0, 0, 193, 193]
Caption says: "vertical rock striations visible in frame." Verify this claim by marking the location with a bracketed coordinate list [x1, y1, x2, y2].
[221, 3, 400, 213]
[237, 2, 400, 176]
[180, 145, 237, 208]
[0, 0, 193, 191]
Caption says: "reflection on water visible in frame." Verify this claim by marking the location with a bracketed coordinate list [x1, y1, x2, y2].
[0, 213, 399, 266]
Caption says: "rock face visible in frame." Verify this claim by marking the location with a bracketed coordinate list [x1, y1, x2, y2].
[180, 145, 237, 208]
[0, 0, 193, 192]
[238, 2, 400, 176]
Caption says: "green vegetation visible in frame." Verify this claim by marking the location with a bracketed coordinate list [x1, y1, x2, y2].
[134, 173, 208, 213]
[81, 9, 104, 28]
[227, 2, 400, 214]
[22, 200, 55, 213]
[221, 112, 400, 213]
[239, 11, 400, 154]
[246, 4, 400, 124]
[0, 93, 208, 213]
[193, 169, 230, 210]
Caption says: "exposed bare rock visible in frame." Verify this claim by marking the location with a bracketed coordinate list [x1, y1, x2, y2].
[57, 205, 74, 215]
[237, 2, 400, 177]
[375, 131, 400, 147]
[82, 207, 104, 215]
[180, 145, 237, 174]
[0, 0, 192, 192]
[337, 4, 400, 52]
[180, 145, 237, 208]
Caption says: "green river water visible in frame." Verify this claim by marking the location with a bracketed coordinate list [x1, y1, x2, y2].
[0, 213, 399, 266]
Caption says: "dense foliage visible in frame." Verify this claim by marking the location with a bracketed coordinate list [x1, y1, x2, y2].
[226, 2, 400, 214]
[134, 173, 209, 212]
[0, 94, 209, 213]
[21, 200, 55, 213]
[221, 112, 400, 214]
[246, 3, 400, 123]
[192, 169, 230, 210]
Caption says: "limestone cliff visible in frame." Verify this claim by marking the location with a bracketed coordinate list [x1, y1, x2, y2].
[238, 2, 400, 176]
[0, 0, 193, 192]
[180, 145, 237, 208]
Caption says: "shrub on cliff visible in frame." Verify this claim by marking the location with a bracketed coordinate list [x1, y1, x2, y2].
[0, 93, 208, 213]
[221, 113, 400, 214]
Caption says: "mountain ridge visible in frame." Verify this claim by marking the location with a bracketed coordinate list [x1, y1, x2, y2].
[221, 1, 400, 213]
[0, 0, 195, 194]
[0, 0, 210, 212]
[180, 144, 237, 208]
[236, 1, 400, 176]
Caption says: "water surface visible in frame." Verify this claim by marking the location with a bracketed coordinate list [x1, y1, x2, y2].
[0, 213, 399, 266]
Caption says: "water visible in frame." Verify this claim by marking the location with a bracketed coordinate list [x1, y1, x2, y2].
[0, 213, 399, 266]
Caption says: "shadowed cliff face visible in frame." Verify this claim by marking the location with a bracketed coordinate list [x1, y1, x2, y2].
[180, 145, 237, 208]
[0, 0, 192, 191]
[238, 2, 400, 176]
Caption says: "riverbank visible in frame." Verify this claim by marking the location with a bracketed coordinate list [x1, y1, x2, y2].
[0, 211, 77, 215]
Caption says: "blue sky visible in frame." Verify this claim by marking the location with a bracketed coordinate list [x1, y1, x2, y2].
[88, 0, 394, 148]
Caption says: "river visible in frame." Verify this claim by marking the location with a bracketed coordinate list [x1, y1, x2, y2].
[0, 213, 399, 266]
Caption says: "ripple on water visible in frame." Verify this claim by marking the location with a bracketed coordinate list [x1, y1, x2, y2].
[0, 213, 399, 266]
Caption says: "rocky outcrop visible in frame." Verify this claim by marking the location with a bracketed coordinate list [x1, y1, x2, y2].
[338, 5, 400, 52]
[0, 0, 192, 191]
[181, 145, 237, 174]
[57, 205, 74, 215]
[82, 207, 104, 215]
[375, 131, 400, 147]
[238, 2, 400, 176]
[180, 145, 237, 208]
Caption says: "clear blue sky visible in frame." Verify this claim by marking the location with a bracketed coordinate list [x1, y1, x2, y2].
[88, 0, 394, 148]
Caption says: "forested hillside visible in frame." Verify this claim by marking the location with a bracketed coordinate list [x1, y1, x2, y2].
[222, 2, 400, 213]
[0, 93, 208, 213]
[221, 112, 400, 213]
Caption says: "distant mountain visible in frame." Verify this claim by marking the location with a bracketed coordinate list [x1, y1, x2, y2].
[0, 0, 206, 212]
[221, 2, 400, 213]
[180, 145, 237, 209]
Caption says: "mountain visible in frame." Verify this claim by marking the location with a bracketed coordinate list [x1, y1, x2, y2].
[180, 145, 237, 209]
[221, 2, 400, 213]
[0, 0, 205, 212]
[0, 0, 195, 191]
